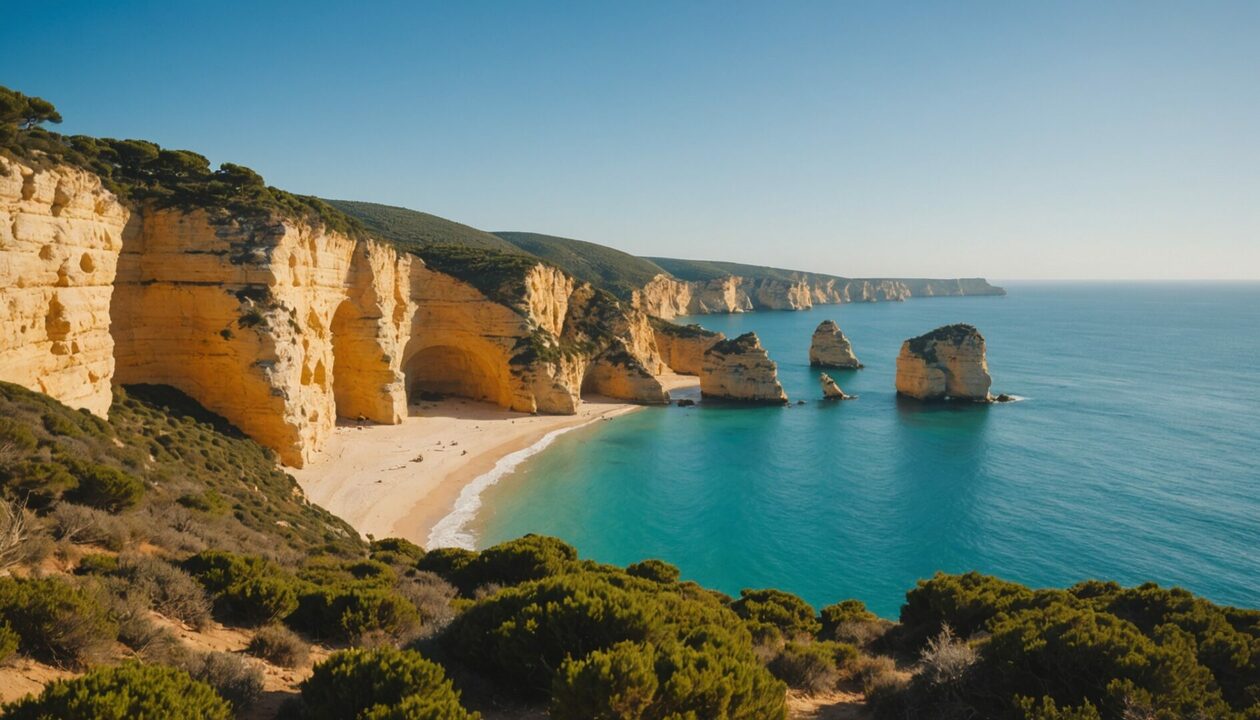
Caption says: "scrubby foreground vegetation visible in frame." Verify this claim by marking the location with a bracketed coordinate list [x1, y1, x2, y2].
[1, 380, 1259, 718]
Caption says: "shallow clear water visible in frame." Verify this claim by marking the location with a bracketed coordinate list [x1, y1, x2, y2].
[474, 283, 1260, 616]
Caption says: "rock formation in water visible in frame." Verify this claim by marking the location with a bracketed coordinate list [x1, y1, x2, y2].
[809, 320, 862, 368]
[699, 332, 788, 404]
[650, 317, 724, 375]
[819, 372, 852, 400]
[894, 324, 993, 402]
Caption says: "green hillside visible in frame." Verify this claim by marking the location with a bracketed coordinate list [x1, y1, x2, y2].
[648, 257, 841, 283]
[495, 231, 669, 299]
[325, 200, 525, 255]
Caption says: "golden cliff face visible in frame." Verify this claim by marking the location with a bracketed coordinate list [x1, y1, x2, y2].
[0, 156, 127, 416]
[894, 324, 992, 402]
[699, 332, 787, 404]
[651, 320, 724, 376]
[0, 161, 686, 466]
[111, 208, 411, 466]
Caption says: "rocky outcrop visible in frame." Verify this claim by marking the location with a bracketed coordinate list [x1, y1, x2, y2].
[635, 272, 1004, 319]
[699, 332, 787, 404]
[819, 372, 851, 400]
[0, 156, 128, 416]
[895, 324, 993, 402]
[650, 318, 724, 375]
[809, 320, 862, 368]
[111, 207, 412, 466]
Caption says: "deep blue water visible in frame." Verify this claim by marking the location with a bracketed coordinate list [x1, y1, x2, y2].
[473, 283, 1260, 617]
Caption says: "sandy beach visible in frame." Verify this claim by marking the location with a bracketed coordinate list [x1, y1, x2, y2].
[291, 373, 699, 550]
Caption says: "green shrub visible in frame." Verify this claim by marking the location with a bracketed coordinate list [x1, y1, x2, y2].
[730, 588, 821, 641]
[820, 599, 877, 637]
[0, 575, 116, 666]
[897, 571, 1038, 645]
[246, 623, 309, 668]
[370, 537, 426, 565]
[65, 461, 144, 511]
[290, 584, 420, 643]
[41, 411, 82, 437]
[453, 534, 578, 594]
[415, 546, 476, 581]
[295, 646, 479, 720]
[0, 621, 18, 663]
[182, 550, 299, 624]
[768, 641, 840, 692]
[75, 552, 120, 575]
[445, 570, 786, 717]
[2, 661, 231, 719]
[553, 636, 789, 720]
[551, 640, 659, 719]
[625, 559, 680, 584]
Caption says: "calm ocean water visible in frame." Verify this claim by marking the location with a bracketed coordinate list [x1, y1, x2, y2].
[472, 283, 1260, 617]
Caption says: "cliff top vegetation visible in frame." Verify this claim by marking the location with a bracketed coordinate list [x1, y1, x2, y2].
[494, 231, 671, 299]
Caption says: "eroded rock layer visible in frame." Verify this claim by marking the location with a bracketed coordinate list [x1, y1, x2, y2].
[651, 318, 724, 375]
[0, 156, 128, 416]
[699, 332, 787, 404]
[895, 324, 993, 402]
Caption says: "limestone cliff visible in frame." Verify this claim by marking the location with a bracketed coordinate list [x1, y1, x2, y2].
[650, 317, 724, 375]
[635, 268, 1003, 319]
[699, 332, 787, 404]
[0, 156, 128, 416]
[111, 207, 412, 466]
[809, 320, 862, 368]
[895, 324, 993, 402]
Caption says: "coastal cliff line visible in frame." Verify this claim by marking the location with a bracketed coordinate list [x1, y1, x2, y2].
[0, 152, 668, 467]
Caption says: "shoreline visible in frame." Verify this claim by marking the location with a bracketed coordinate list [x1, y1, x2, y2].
[291, 373, 699, 550]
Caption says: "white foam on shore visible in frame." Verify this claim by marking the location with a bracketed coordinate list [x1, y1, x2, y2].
[425, 424, 582, 550]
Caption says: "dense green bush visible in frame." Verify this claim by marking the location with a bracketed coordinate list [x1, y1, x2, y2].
[290, 584, 420, 643]
[875, 572, 1260, 720]
[1, 661, 231, 719]
[65, 460, 145, 511]
[182, 550, 300, 624]
[295, 646, 479, 720]
[0, 575, 116, 666]
[730, 588, 821, 642]
[427, 535, 578, 596]
[552, 636, 788, 720]
[625, 559, 681, 584]
[444, 569, 786, 717]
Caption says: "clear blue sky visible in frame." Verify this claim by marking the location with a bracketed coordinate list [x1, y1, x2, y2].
[4, 1, 1257, 279]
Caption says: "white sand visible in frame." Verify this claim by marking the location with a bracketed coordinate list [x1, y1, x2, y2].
[291, 373, 699, 549]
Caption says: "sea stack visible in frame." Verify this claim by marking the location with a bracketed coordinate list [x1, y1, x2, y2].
[809, 320, 862, 368]
[819, 372, 852, 400]
[699, 332, 788, 404]
[895, 324, 993, 402]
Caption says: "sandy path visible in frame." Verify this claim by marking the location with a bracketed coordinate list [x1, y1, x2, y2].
[292, 373, 699, 549]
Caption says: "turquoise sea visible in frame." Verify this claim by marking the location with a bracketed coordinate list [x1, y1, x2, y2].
[472, 283, 1260, 617]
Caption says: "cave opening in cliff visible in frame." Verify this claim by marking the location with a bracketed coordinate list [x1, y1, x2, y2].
[403, 344, 507, 408]
[330, 299, 391, 422]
